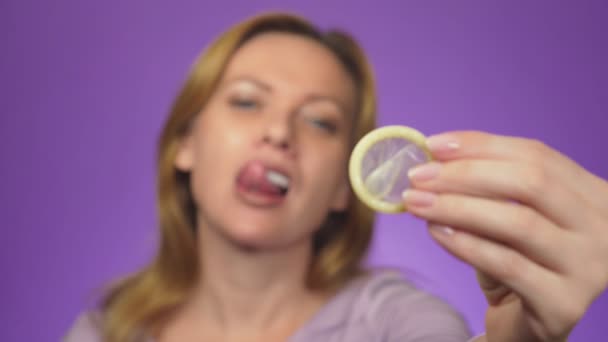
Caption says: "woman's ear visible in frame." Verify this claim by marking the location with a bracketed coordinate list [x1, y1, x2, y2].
[174, 134, 194, 172]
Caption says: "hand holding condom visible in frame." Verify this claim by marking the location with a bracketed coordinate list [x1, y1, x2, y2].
[349, 127, 608, 341]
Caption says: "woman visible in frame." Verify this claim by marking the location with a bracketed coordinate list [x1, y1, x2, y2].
[66, 12, 608, 342]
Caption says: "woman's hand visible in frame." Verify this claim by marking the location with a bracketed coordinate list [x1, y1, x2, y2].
[402, 131, 608, 342]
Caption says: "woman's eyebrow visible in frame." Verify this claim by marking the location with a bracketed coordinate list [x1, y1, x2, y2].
[302, 94, 351, 117]
[224, 76, 272, 92]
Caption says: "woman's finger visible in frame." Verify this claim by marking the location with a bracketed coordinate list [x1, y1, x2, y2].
[427, 225, 585, 338]
[427, 131, 566, 165]
[409, 159, 592, 231]
[403, 190, 573, 272]
[475, 269, 510, 306]
[425, 131, 607, 214]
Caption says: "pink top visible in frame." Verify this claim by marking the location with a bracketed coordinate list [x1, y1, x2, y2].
[65, 270, 484, 341]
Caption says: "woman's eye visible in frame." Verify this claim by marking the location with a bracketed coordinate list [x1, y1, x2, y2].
[229, 98, 260, 110]
[308, 117, 337, 134]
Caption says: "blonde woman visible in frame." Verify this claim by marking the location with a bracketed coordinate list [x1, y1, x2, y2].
[66, 12, 608, 342]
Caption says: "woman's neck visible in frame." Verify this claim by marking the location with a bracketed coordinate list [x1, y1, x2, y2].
[160, 225, 328, 341]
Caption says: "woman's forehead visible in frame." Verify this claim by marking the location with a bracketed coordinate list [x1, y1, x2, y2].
[220, 32, 356, 105]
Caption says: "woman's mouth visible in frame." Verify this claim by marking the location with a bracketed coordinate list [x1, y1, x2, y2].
[236, 160, 291, 204]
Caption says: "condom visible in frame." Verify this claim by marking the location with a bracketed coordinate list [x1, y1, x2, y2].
[348, 126, 431, 213]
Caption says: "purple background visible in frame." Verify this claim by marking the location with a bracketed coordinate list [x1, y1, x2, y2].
[1, 1, 607, 340]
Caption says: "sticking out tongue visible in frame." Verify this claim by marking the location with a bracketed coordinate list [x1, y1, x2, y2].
[237, 161, 288, 197]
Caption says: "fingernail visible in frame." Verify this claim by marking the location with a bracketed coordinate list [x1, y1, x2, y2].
[402, 189, 436, 207]
[429, 224, 455, 236]
[426, 134, 460, 154]
[408, 162, 441, 182]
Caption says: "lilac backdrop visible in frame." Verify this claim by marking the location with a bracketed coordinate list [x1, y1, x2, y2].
[1, 1, 607, 340]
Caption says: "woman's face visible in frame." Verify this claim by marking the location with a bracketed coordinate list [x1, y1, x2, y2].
[175, 32, 357, 250]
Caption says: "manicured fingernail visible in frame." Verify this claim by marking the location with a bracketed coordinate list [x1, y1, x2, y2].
[429, 224, 455, 236]
[408, 162, 441, 182]
[426, 134, 460, 154]
[402, 189, 436, 207]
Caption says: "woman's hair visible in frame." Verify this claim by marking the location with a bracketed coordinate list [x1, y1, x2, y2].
[100, 12, 377, 341]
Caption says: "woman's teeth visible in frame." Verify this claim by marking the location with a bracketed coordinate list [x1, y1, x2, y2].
[266, 170, 290, 191]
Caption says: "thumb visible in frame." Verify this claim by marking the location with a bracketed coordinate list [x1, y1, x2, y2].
[476, 269, 512, 306]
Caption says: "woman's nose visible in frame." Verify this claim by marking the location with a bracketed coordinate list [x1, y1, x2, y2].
[261, 112, 294, 151]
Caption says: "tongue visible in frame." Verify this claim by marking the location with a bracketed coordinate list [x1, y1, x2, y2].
[238, 161, 284, 196]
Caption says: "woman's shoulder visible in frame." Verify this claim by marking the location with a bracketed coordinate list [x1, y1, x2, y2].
[64, 310, 103, 342]
[354, 269, 465, 312]
[296, 269, 472, 341]
[351, 269, 472, 340]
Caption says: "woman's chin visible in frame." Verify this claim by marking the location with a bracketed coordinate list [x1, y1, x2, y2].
[221, 225, 307, 252]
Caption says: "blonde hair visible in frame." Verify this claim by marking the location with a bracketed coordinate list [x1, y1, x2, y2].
[100, 12, 377, 341]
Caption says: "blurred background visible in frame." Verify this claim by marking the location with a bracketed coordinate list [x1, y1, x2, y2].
[1, 1, 606, 340]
